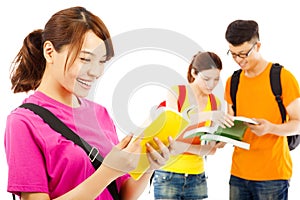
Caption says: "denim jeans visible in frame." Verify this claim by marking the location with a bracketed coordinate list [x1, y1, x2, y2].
[229, 175, 289, 200]
[153, 170, 208, 200]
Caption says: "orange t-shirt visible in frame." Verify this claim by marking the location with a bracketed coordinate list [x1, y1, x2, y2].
[225, 62, 300, 180]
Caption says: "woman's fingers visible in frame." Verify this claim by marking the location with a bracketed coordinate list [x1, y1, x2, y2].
[146, 137, 172, 169]
[215, 112, 234, 128]
[116, 134, 133, 149]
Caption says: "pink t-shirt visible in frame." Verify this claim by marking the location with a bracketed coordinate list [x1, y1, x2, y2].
[5, 91, 129, 199]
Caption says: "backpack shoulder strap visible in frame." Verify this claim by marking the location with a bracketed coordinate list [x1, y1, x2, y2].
[19, 103, 120, 200]
[20, 103, 103, 164]
[177, 85, 187, 112]
[230, 69, 242, 116]
[209, 93, 217, 111]
[270, 63, 286, 123]
[269, 63, 300, 151]
[157, 85, 186, 112]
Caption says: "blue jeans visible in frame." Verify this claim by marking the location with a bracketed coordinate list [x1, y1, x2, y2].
[229, 175, 289, 200]
[153, 170, 208, 200]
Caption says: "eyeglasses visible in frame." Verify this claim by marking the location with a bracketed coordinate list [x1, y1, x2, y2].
[227, 43, 257, 59]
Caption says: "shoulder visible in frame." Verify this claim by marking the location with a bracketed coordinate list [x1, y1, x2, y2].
[6, 107, 46, 143]
[273, 64, 300, 106]
[280, 66, 298, 79]
[225, 69, 242, 89]
[170, 85, 184, 93]
[276, 64, 299, 88]
[8, 104, 44, 124]
[168, 84, 187, 100]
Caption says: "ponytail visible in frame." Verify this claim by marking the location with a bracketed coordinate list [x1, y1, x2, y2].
[10, 29, 46, 93]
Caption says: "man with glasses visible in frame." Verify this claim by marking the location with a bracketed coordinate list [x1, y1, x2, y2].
[224, 20, 300, 200]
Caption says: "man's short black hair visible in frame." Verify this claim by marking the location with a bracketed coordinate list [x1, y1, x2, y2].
[225, 20, 259, 46]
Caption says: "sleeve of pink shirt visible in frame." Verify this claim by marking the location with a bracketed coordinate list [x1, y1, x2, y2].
[5, 112, 49, 195]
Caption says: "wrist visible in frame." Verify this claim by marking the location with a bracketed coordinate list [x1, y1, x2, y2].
[141, 169, 154, 180]
[98, 164, 124, 183]
[199, 145, 211, 156]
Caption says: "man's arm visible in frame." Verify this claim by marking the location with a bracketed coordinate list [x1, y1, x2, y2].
[248, 98, 300, 136]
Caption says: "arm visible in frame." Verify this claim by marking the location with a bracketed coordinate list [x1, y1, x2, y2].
[249, 98, 300, 136]
[22, 164, 127, 200]
[21, 126, 174, 200]
[184, 142, 225, 156]
[168, 138, 225, 156]
[119, 171, 153, 199]
[167, 89, 233, 127]
[21, 135, 141, 200]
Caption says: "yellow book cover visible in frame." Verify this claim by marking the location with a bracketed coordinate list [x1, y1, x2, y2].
[129, 106, 193, 180]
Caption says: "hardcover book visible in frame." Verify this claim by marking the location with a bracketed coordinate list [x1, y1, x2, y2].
[128, 106, 194, 180]
[183, 116, 258, 150]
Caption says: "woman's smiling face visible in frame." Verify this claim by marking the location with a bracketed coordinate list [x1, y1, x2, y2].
[51, 30, 107, 98]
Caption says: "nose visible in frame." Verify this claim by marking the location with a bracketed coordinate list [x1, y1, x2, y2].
[234, 56, 245, 63]
[205, 80, 215, 90]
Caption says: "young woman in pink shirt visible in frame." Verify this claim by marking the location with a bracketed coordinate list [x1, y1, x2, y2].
[5, 6, 173, 200]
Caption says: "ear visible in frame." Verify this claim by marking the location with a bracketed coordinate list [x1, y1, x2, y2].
[43, 41, 55, 64]
[256, 41, 261, 51]
[191, 68, 198, 79]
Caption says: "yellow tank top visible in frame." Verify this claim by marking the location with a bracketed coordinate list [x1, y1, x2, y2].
[161, 85, 219, 174]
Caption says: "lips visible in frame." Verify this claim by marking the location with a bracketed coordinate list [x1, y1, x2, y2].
[239, 61, 247, 69]
[77, 78, 92, 87]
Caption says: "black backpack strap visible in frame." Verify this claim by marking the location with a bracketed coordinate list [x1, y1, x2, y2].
[230, 69, 242, 116]
[269, 63, 300, 151]
[19, 103, 120, 200]
[270, 63, 286, 123]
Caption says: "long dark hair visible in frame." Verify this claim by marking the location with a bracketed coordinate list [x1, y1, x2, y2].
[10, 6, 114, 93]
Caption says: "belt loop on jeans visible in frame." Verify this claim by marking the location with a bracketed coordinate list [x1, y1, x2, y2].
[184, 173, 188, 177]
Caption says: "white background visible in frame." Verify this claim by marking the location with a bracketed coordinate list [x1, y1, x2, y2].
[1, 0, 300, 199]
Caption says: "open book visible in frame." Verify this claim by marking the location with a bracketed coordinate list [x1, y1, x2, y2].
[128, 105, 194, 180]
[183, 116, 258, 150]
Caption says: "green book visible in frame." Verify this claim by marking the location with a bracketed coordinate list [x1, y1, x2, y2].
[215, 119, 248, 140]
[183, 116, 258, 150]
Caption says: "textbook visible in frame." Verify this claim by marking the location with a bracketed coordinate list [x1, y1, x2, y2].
[183, 116, 258, 150]
[128, 106, 194, 180]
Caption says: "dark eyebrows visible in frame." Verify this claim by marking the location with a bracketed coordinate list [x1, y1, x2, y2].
[80, 51, 95, 56]
[80, 50, 107, 58]
[229, 49, 247, 54]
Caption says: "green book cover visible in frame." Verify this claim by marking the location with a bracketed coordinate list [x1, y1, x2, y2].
[214, 120, 248, 141]
[183, 116, 258, 141]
